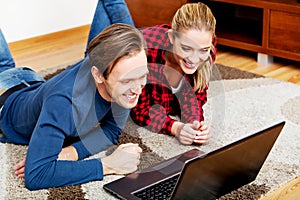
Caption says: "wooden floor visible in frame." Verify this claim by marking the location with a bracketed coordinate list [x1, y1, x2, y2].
[8, 25, 300, 85]
[259, 176, 300, 200]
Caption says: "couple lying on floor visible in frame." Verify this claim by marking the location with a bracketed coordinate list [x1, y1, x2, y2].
[0, 0, 215, 190]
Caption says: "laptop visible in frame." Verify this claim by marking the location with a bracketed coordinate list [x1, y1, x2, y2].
[103, 121, 285, 200]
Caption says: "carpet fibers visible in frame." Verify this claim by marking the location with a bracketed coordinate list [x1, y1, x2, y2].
[0, 64, 299, 199]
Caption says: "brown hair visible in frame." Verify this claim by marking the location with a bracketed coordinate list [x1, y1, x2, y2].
[87, 23, 147, 79]
[172, 2, 216, 91]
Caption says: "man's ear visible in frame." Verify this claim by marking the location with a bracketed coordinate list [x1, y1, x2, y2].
[167, 29, 175, 44]
[91, 66, 104, 84]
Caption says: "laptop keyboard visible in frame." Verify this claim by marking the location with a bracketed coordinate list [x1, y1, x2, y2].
[133, 174, 180, 200]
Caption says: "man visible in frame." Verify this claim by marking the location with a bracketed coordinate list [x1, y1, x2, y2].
[0, 23, 148, 190]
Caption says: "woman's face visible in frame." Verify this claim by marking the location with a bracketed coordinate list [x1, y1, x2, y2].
[169, 29, 212, 75]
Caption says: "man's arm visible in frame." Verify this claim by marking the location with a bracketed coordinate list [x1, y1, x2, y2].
[14, 143, 142, 178]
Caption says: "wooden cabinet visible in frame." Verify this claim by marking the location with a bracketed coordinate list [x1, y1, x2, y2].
[200, 0, 300, 63]
[125, 0, 300, 62]
[269, 10, 300, 54]
[125, 0, 188, 27]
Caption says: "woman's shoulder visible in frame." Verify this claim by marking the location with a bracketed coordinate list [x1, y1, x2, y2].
[141, 24, 171, 32]
[147, 63, 165, 83]
[141, 24, 171, 47]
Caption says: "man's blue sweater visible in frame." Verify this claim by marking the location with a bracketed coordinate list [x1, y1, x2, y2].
[0, 57, 129, 190]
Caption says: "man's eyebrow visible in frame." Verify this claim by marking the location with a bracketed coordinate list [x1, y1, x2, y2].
[120, 72, 148, 81]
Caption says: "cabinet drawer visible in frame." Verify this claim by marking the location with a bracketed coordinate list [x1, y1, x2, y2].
[269, 10, 300, 54]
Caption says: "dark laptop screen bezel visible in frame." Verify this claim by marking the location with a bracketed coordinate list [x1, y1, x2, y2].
[171, 121, 285, 200]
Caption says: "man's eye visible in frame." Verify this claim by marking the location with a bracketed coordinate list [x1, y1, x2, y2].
[120, 80, 131, 84]
[140, 74, 147, 80]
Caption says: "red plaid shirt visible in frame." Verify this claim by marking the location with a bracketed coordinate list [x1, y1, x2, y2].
[130, 24, 217, 135]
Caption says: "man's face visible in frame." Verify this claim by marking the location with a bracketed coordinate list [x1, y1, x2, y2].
[95, 50, 148, 109]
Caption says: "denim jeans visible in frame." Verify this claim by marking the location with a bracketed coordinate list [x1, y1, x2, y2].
[0, 67, 45, 90]
[0, 28, 45, 106]
[0, 28, 15, 73]
[86, 0, 135, 51]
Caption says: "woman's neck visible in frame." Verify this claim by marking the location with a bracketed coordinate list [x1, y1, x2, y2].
[164, 51, 184, 87]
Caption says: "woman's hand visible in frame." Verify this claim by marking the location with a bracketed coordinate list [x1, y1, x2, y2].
[192, 121, 210, 144]
[172, 121, 210, 145]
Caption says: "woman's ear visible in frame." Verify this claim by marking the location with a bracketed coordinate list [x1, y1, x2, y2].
[91, 66, 104, 84]
[167, 29, 175, 44]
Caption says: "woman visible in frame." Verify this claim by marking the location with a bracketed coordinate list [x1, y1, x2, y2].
[130, 3, 217, 145]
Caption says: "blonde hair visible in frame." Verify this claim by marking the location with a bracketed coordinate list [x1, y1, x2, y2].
[88, 23, 147, 79]
[172, 2, 216, 91]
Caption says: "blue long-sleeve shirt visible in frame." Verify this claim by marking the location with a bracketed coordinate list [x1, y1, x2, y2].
[0, 57, 129, 190]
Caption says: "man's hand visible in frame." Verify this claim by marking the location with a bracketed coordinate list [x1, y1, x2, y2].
[14, 157, 26, 178]
[172, 121, 210, 145]
[57, 145, 78, 161]
[101, 143, 142, 175]
[13, 145, 79, 178]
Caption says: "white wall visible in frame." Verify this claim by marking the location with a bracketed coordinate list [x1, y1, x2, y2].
[0, 0, 98, 42]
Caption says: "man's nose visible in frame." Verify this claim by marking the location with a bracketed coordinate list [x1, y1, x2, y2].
[130, 85, 143, 94]
[131, 76, 146, 92]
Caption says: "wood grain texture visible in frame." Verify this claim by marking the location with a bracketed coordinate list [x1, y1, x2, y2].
[124, 0, 188, 27]
[259, 176, 300, 200]
[8, 25, 90, 72]
[269, 11, 300, 54]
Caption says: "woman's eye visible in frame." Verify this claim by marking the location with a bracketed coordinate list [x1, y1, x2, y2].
[200, 49, 209, 54]
[181, 46, 191, 52]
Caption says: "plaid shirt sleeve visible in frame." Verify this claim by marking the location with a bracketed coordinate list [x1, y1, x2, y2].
[176, 80, 207, 124]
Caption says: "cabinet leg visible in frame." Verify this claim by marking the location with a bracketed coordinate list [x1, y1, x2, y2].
[257, 53, 273, 65]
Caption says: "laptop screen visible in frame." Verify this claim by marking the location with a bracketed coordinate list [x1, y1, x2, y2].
[171, 121, 285, 200]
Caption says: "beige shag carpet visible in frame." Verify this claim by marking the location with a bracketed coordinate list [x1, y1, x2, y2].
[0, 64, 299, 199]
